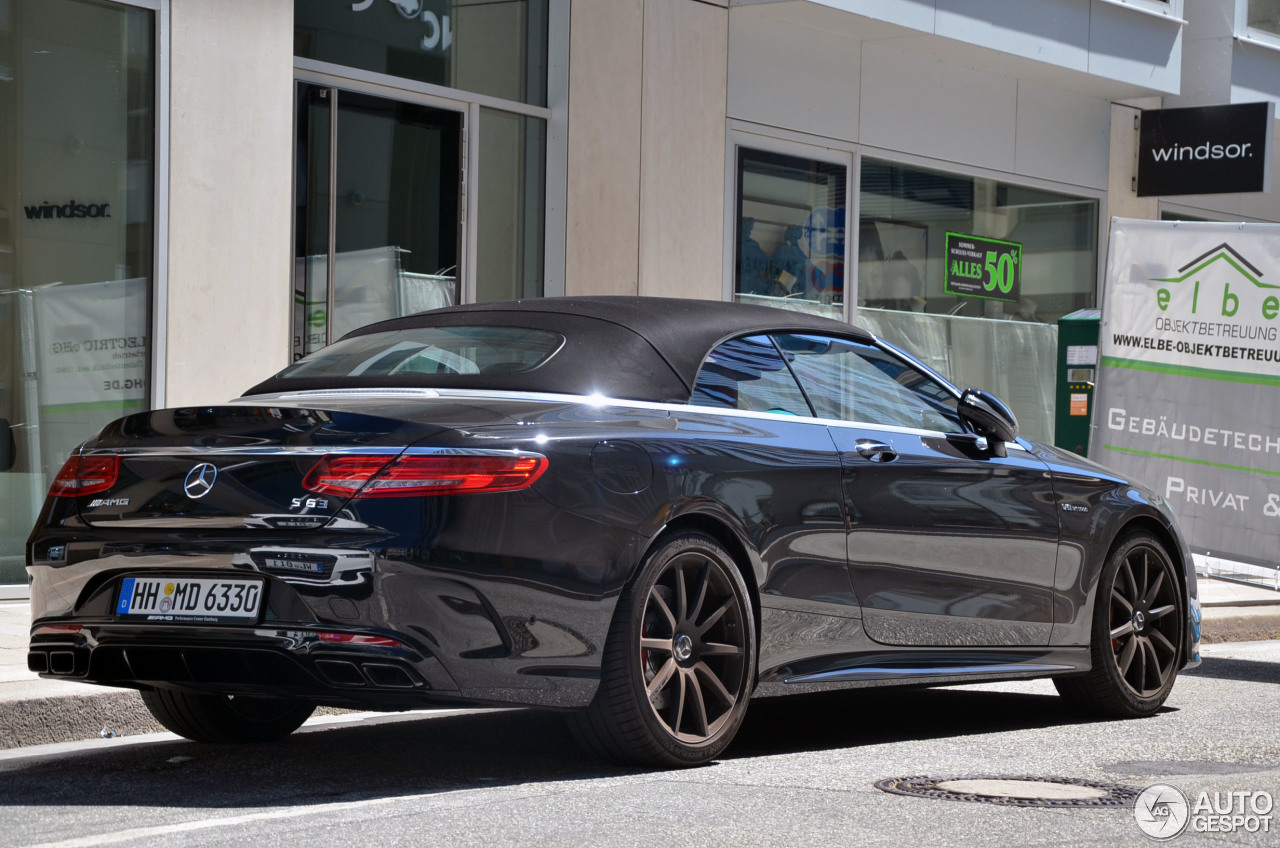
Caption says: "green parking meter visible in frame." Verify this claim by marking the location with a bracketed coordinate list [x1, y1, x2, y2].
[1056, 309, 1101, 456]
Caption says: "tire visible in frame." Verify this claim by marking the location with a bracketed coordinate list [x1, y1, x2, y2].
[1054, 532, 1183, 717]
[568, 532, 756, 768]
[141, 688, 315, 743]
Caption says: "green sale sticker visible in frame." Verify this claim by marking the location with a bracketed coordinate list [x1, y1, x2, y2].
[945, 232, 1022, 303]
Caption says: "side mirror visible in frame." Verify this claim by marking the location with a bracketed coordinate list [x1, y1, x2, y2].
[958, 389, 1018, 455]
[0, 419, 13, 472]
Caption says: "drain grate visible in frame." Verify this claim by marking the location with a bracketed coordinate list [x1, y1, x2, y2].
[875, 775, 1140, 808]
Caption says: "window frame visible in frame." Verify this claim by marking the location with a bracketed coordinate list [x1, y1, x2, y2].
[774, 333, 965, 434]
[723, 129, 856, 325]
[687, 330, 971, 438]
[689, 334, 816, 418]
[1235, 0, 1280, 49]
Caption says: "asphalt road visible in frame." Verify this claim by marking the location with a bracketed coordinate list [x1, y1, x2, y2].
[1, 640, 1277, 848]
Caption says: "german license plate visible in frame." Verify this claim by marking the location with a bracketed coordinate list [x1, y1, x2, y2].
[116, 577, 263, 623]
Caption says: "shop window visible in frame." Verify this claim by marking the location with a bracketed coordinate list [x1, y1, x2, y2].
[856, 158, 1095, 445]
[734, 148, 847, 321]
[0, 0, 156, 585]
[295, 0, 549, 107]
[858, 158, 1097, 325]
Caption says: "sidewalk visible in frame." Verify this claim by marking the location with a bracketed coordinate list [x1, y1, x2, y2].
[1, 576, 1277, 750]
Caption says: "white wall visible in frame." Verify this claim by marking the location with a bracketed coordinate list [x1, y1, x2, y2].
[637, 0, 728, 300]
[564, 0, 644, 296]
[727, 2, 1113, 192]
[165, 0, 294, 405]
[565, 0, 728, 300]
[800, 0, 1183, 95]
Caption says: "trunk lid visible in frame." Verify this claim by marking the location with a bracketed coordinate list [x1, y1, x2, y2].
[70, 402, 459, 529]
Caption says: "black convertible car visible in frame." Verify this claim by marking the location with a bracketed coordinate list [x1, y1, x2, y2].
[27, 296, 1200, 766]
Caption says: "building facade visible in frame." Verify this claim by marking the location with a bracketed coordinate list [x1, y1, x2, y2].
[2, 0, 1279, 592]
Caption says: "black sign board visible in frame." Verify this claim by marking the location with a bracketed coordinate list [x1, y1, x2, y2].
[1137, 102, 1275, 197]
[944, 232, 1021, 303]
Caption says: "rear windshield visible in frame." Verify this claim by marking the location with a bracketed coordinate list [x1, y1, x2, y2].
[276, 326, 565, 379]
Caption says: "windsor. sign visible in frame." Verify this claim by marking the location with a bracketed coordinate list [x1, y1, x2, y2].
[1137, 102, 1274, 197]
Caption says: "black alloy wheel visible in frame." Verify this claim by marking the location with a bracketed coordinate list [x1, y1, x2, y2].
[1055, 532, 1183, 716]
[568, 532, 755, 767]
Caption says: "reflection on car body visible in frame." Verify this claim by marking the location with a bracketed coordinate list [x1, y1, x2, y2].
[231, 547, 375, 586]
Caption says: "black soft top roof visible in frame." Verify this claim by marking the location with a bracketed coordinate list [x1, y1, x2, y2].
[244, 296, 874, 403]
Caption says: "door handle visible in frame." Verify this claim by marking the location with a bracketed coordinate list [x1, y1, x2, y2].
[855, 439, 897, 462]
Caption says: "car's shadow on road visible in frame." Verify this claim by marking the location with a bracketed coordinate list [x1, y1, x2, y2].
[728, 686, 1094, 760]
[1183, 656, 1280, 685]
[0, 684, 1127, 812]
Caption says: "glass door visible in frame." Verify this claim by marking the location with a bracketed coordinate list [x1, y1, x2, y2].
[293, 83, 462, 360]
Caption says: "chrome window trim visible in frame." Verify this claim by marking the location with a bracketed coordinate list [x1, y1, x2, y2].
[234, 387, 1026, 451]
[80, 444, 542, 459]
[273, 388, 443, 400]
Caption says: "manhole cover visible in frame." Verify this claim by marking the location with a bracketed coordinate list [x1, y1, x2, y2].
[875, 775, 1140, 808]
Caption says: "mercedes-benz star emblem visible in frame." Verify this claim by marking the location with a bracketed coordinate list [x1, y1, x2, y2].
[183, 463, 219, 499]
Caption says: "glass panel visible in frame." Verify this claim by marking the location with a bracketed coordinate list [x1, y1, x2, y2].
[732, 147, 849, 320]
[476, 108, 545, 303]
[735, 148, 847, 321]
[1248, 0, 1280, 36]
[777, 334, 961, 432]
[859, 157, 1097, 324]
[690, 335, 812, 416]
[294, 0, 549, 107]
[294, 88, 462, 357]
[280, 325, 563, 378]
[855, 308, 1058, 443]
[333, 92, 460, 338]
[0, 0, 155, 584]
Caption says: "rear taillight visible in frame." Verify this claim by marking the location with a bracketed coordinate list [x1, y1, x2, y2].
[302, 453, 548, 498]
[48, 455, 120, 497]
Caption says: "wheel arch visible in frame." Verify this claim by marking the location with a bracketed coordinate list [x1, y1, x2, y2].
[1117, 514, 1191, 654]
[1091, 514, 1191, 662]
[1057, 507, 1193, 650]
[639, 511, 763, 662]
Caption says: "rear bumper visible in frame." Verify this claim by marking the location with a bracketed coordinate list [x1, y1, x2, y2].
[25, 503, 638, 710]
[28, 623, 464, 711]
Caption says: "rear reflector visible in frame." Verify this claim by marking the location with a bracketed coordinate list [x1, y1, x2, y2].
[48, 455, 120, 497]
[303, 454, 547, 498]
[317, 631, 403, 648]
[32, 624, 84, 636]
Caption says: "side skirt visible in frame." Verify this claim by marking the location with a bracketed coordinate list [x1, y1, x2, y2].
[754, 646, 1090, 697]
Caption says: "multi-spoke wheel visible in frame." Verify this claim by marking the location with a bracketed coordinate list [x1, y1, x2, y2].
[568, 532, 755, 767]
[1054, 532, 1184, 717]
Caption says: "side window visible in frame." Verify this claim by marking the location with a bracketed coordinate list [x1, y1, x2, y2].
[774, 334, 961, 431]
[691, 336, 813, 416]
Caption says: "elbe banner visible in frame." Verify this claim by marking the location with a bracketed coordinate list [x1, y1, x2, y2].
[1092, 219, 1280, 571]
